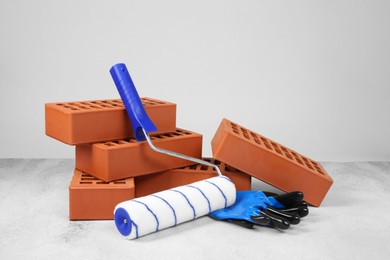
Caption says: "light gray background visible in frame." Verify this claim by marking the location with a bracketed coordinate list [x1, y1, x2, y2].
[1, 0, 389, 161]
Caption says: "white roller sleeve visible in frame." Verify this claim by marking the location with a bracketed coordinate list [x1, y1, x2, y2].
[114, 176, 236, 239]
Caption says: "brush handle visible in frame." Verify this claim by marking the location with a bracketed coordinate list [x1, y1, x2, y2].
[110, 63, 157, 141]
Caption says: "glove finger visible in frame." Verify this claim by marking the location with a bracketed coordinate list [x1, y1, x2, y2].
[279, 206, 309, 218]
[260, 209, 290, 230]
[229, 219, 255, 229]
[290, 200, 309, 218]
[294, 200, 308, 208]
[250, 215, 271, 226]
[267, 206, 300, 225]
[273, 191, 304, 207]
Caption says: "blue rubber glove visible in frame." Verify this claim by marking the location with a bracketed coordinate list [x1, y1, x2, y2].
[209, 191, 308, 230]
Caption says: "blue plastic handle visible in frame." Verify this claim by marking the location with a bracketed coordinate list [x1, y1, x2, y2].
[110, 63, 157, 141]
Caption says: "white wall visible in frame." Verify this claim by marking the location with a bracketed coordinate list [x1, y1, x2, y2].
[1, 0, 389, 161]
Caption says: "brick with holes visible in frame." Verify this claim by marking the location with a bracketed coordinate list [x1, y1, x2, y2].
[69, 169, 134, 220]
[45, 97, 176, 145]
[134, 158, 252, 197]
[76, 128, 203, 182]
[211, 118, 333, 207]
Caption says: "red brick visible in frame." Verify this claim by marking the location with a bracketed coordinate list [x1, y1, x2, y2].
[135, 158, 252, 197]
[45, 97, 176, 145]
[69, 169, 134, 220]
[76, 128, 203, 182]
[211, 118, 333, 207]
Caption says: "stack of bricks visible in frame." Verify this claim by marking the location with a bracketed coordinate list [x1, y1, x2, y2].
[45, 98, 252, 220]
[46, 97, 334, 221]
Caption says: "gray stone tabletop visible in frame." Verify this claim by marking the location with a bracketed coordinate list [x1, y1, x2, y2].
[1, 159, 389, 260]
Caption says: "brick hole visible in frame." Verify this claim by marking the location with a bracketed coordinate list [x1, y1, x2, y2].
[295, 158, 304, 165]
[311, 160, 324, 174]
[224, 165, 235, 172]
[96, 181, 110, 184]
[200, 165, 209, 171]
[306, 163, 314, 170]
[253, 138, 261, 144]
[152, 135, 164, 140]
[291, 151, 304, 165]
[231, 124, 239, 133]
[56, 103, 64, 106]
[242, 133, 250, 140]
[249, 132, 261, 145]
[240, 128, 250, 140]
[213, 159, 221, 166]
[281, 147, 293, 160]
[141, 100, 154, 106]
[203, 158, 211, 163]
[81, 177, 97, 181]
[189, 165, 197, 170]
[114, 181, 126, 184]
[104, 142, 117, 146]
[261, 137, 273, 150]
[271, 142, 283, 155]
[315, 166, 324, 174]
[250, 132, 259, 139]
[176, 130, 190, 135]
[110, 102, 122, 107]
[275, 149, 282, 155]
[80, 181, 93, 184]
[302, 157, 314, 170]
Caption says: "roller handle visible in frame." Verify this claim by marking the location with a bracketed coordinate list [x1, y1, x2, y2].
[110, 63, 157, 141]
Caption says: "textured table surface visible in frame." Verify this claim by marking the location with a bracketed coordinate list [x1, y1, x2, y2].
[0, 159, 389, 260]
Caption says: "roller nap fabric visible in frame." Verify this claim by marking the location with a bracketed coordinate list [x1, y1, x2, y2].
[114, 176, 236, 239]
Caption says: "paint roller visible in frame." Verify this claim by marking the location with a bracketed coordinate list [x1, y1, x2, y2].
[110, 63, 237, 239]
